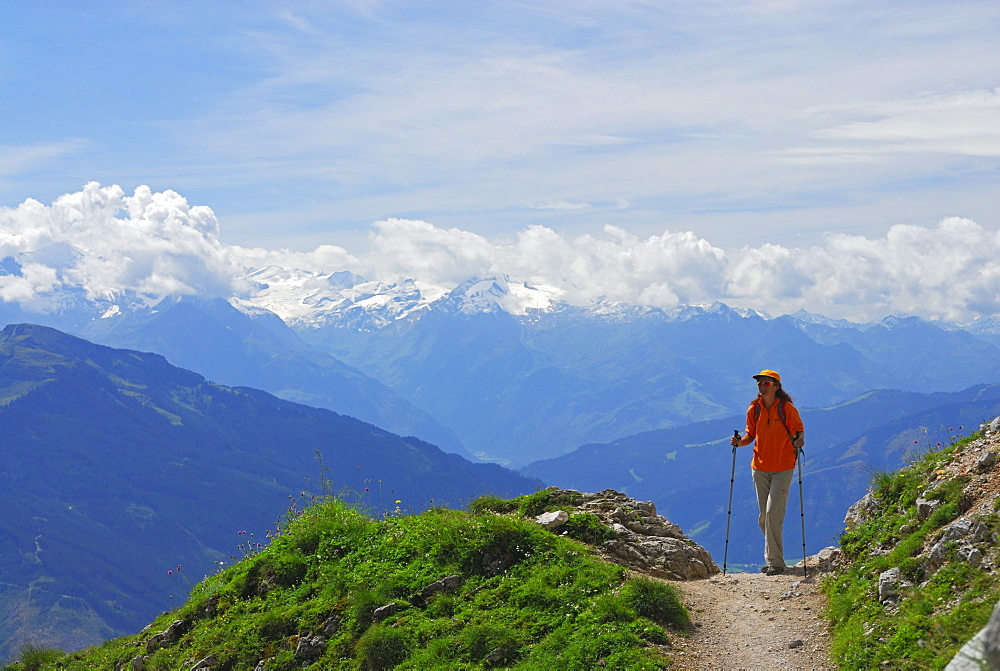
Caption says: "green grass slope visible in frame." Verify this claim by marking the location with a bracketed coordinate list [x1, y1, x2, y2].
[0, 323, 540, 658]
[34, 491, 690, 669]
[823, 423, 1000, 668]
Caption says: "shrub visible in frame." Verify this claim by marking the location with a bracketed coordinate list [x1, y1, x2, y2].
[8, 644, 64, 671]
[355, 624, 409, 670]
[561, 512, 615, 544]
[515, 488, 583, 518]
[619, 576, 689, 630]
[468, 494, 517, 515]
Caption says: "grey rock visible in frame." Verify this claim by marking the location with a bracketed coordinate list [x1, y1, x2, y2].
[947, 599, 1000, 669]
[927, 540, 949, 570]
[373, 602, 401, 621]
[878, 568, 911, 604]
[295, 634, 327, 660]
[535, 510, 569, 529]
[958, 546, 984, 568]
[845, 492, 879, 528]
[163, 619, 186, 643]
[980, 417, 1000, 435]
[942, 519, 975, 543]
[145, 633, 165, 654]
[525, 488, 717, 580]
[322, 614, 341, 636]
[191, 654, 218, 670]
[415, 574, 463, 605]
[915, 497, 941, 522]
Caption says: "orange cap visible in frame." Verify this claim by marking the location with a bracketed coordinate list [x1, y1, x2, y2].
[753, 369, 781, 382]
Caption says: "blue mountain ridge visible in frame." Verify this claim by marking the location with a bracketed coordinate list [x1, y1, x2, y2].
[0, 323, 540, 657]
[521, 385, 1000, 567]
[313, 295, 1000, 466]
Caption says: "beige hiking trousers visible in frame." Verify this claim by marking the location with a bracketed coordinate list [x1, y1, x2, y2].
[752, 467, 795, 568]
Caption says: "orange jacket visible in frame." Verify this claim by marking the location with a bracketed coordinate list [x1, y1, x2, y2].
[745, 397, 804, 472]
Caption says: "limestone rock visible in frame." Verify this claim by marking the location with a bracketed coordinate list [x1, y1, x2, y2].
[844, 492, 879, 528]
[947, 599, 1000, 670]
[295, 634, 327, 661]
[541, 488, 718, 580]
[534, 510, 569, 529]
[877, 567, 911, 605]
[373, 602, 401, 621]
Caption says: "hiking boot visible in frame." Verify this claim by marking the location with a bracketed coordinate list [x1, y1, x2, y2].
[763, 565, 785, 576]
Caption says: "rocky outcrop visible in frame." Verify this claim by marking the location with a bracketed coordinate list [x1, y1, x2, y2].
[837, 421, 1000, 668]
[532, 488, 719, 580]
[947, 599, 1000, 670]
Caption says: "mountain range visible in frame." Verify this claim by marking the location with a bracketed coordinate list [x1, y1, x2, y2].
[5, 252, 1000, 466]
[0, 323, 540, 658]
[276, 275, 1000, 465]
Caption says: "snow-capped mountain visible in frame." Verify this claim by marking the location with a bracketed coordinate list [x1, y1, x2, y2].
[5, 248, 1000, 466]
[243, 266, 432, 331]
[240, 269, 564, 330]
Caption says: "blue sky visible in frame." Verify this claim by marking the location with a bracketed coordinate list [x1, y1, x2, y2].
[2, 1, 1000, 321]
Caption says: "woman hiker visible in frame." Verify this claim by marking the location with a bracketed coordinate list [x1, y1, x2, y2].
[730, 369, 805, 575]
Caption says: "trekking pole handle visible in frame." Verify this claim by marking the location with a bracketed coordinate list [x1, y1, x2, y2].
[731, 429, 740, 448]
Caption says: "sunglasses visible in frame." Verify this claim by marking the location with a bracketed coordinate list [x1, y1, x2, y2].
[756, 380, 776, 386]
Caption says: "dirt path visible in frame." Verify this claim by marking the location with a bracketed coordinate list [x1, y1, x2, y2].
[668, 564, 835, 670]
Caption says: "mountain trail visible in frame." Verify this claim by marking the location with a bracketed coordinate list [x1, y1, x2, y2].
[668, 564, 834, 669]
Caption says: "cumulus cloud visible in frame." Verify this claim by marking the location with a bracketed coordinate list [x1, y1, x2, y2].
[349, 216, 1000, 322]
[3, 184, 999, 323]
[0, 182, 247, 302]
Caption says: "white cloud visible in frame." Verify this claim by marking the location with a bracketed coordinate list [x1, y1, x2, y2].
[796, 88, 1000, 162]
[0, 182, 248, 301]
[2, 184, 999, 323]
[345, 214, 1000, 322]
[524, 201, 593, 211]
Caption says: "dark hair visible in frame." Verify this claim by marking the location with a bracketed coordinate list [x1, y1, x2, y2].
[775, 386, 794, 404]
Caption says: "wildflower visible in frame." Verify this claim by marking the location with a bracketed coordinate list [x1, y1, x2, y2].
[395, 500, 401, 504]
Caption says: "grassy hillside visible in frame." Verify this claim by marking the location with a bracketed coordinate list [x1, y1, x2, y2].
[823, 422, 1000, 668]
[0, 323, 540, 657]
[24, 490, 690, 669]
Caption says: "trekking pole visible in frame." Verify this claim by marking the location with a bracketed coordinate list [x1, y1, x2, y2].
[723, 430, 739, 576]
[795, 435, 808, 579]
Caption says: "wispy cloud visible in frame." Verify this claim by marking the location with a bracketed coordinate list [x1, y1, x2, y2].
[0, 141, 88, 177]
[0, 1, 998, 258]
[793, 89, 1000, 162]
[524, 201, 593, 211]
